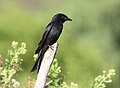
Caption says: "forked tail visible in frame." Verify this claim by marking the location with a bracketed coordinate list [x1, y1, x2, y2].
[30, 46, 49, 72]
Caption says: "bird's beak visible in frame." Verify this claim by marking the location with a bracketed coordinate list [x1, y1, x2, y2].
[66, 18, 72, 21]
[64, 17, 72, 21]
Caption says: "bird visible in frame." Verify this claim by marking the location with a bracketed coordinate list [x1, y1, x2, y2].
[30, 13, 72, 72]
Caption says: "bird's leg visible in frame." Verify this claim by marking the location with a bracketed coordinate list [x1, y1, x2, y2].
[48, 45, 54, 50]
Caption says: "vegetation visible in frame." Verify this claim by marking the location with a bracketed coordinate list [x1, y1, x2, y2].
[0, 0, 120, 87]
[0, 41, 27, 87]
[0, 41, 116, 88]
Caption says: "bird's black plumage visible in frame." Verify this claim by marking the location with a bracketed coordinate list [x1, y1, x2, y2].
[30, 13, 72, 72]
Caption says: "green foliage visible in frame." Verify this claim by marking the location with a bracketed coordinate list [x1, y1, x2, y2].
[46, 58, 79, 88]
[0, 41, 27, 88]
[92, 69, 116, 88]
[46, 59, 116, 88]
[46, 59, 65, 87]
[0, 41, 116, 88]
[0, 0, 120, 87]
[60, 82, 78, 88]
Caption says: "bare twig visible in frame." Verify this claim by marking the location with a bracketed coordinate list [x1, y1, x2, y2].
[34, 42, 58, 88]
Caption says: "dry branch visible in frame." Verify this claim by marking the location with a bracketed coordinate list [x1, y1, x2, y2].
[34, 42, 58, 88]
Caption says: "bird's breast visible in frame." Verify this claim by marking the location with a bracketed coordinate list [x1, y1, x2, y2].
[46, 24, 63, 45]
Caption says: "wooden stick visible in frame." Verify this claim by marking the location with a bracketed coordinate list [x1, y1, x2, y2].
[34, 42, 58, 88]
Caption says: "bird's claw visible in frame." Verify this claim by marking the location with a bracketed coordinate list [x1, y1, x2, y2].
[49, 45, 54, 50]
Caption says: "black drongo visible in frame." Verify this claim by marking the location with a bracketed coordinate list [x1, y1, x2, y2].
[31, 13, 72, 72]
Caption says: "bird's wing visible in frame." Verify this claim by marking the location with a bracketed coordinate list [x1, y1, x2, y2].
[35, 22, 54, 54]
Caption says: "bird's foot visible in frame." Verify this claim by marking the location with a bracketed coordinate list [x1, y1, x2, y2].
[49, 45, 54, 50]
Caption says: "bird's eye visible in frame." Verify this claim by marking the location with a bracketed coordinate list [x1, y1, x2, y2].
[61, 16, 64, 19]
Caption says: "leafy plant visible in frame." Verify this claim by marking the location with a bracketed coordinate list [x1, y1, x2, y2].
[0, 41, 116, 88]
[46, 59, 116, 88]
[0, 41, 27, 88]
[60, 82, 78, 88]
[92, 69, 116, 88]
[46, 59, 65, 87]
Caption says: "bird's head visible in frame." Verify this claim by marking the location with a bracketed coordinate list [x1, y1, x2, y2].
[51, 13, 72, 23]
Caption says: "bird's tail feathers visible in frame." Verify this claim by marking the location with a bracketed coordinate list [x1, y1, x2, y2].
[30, 55, 39, 72]
[30, 46, 49, 72]
[35, 44, 42, 54]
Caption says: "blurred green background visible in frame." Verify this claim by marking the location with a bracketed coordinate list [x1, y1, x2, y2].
[0, 0, 120, 87]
